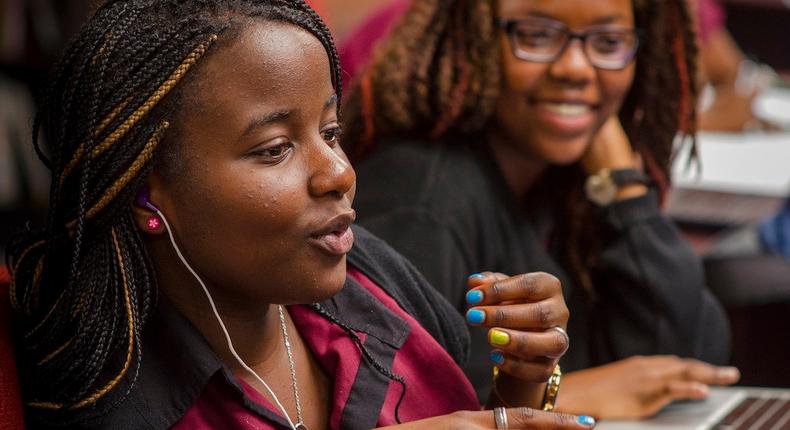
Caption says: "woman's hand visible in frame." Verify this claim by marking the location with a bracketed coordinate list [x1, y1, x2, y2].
[556, 356, 741, 420]
[581, 115, 647, 201]
[699, 86, 779, 132]
[378, 407, 596, 429]
[581, 115, 636, 173]
[465, 272, 570, 407]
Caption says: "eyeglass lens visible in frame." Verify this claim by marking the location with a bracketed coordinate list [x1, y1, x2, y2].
[509, 22, 638, 69]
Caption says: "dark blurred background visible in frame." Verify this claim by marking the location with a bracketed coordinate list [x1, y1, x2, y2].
[1, 0, 102, 262]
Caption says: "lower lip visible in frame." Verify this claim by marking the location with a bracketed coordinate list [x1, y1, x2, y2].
[310, 227, 354, 256]
[531, 103, 596, 136]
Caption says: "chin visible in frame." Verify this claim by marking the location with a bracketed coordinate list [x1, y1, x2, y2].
[315, 279, 346, 302]
[542, 139, 590, 166]
[305, 259, 348, 303]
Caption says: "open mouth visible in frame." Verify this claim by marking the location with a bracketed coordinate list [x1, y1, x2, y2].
[529, 99, 599, 136]
[541, 102, 593, 117]
[310, 226, 354, 256]
[309, 211, 356, 256]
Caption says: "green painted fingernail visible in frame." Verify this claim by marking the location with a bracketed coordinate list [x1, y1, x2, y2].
[490, 329, 510, 346]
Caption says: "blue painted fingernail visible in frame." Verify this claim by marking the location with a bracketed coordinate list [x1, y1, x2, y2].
[577, 416, 596, 427]
[466, 290, 483, 305]
[466, 309, 486, 325]
[490, 351, 505, 365]
[469, 273, 485, 279]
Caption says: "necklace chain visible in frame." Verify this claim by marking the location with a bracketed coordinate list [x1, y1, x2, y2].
[278, 305, 308, 430]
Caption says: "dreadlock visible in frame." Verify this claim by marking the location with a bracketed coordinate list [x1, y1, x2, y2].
[342, 0, 698, 293]
[5, 0, 345, 423]
[343, 0, 500, 155]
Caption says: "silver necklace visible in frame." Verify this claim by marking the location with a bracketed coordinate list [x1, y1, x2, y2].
[278, 305, 309, 430]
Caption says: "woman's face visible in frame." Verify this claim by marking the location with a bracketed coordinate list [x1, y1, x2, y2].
[152, 21, 355, 305]
[493, 0, 636, 165]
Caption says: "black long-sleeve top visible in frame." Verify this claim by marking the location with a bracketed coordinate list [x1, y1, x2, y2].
[353, 140, 731, 402]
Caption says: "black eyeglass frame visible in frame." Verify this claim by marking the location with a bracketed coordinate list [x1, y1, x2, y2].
[497, 18, 642, 71]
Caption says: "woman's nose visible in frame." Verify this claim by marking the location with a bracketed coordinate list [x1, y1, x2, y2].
[307, 139, 356, 198]
[548, 38, 596, 84]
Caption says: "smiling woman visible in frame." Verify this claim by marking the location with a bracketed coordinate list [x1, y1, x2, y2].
[4, 1, 596, 429]
[344, 0, 739, 420]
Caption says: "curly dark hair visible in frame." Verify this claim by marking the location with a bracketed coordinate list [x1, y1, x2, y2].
[5, 0, 342, 422]
[342, 0, 698, 291]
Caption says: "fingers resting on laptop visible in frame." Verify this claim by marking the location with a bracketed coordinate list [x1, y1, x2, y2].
[554, 355, 740, 420]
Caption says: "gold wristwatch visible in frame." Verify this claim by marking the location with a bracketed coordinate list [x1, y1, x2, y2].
[584, 168, 647, 206]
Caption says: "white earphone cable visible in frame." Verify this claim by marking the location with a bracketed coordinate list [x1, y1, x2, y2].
[155, 209, 298, 430]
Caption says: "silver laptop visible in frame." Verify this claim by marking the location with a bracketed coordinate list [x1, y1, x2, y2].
[666, 131, 790, 227]
[597, 387, 790, 430]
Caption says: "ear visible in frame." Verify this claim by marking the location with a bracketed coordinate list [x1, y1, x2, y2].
[132, 173, 170, 235]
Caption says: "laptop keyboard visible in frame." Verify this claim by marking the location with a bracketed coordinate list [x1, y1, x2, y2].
[714, 397, 790, 429]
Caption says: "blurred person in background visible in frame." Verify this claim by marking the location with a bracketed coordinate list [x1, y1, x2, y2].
[341, 0, 740, 420]
[693, 0, 782, 132]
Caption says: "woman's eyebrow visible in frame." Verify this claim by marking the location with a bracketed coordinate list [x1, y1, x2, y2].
[519, 10, 627, 26]
[520, 10, 559, 20]
[324, 93, 338, 109]
[240, 94, 338, 139]
[240, 110, 292, 139]
[590, 14, 628, 25]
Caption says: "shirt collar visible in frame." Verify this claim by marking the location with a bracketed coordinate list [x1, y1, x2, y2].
[70, 271, 410, 430]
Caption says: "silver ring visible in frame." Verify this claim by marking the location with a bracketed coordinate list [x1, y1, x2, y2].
[494, 406, 509, 429]
[550, 326, 570, 346]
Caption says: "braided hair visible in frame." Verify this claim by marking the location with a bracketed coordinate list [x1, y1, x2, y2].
[342, 0, 698, 293]
[5, 0, 360, 422]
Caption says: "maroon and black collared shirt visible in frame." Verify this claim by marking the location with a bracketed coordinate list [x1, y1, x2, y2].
[34, 226, 477, 430]
[173, 267, 479, 429]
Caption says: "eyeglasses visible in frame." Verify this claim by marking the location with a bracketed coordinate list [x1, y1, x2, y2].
[498, 18, 640, 70]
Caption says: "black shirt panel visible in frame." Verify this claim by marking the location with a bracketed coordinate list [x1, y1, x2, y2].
[346, 225, 470, 366]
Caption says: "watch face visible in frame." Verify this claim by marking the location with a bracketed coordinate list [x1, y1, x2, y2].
[585, 173, 616, 206]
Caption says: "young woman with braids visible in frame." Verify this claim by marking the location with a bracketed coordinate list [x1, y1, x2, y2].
[344, 0, 741, 420]
[3, 1, 601, 429]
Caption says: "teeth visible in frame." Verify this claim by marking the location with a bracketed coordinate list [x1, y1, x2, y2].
[542, 103, 591, 116]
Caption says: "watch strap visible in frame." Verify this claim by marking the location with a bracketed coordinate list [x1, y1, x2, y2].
[609, 168, 648, 187]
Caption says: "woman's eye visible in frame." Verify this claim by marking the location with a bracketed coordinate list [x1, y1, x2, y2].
[592, 33, 627, 53]
[321, 126, 342, 146]
[517, 27, 561, 47]
[248, 142, 293, 163]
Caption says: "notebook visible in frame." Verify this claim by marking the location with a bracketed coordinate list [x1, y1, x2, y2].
[597, 387, 790, 430]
